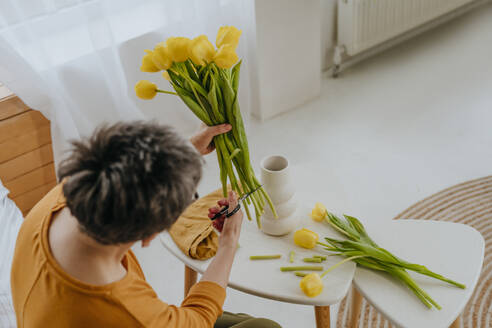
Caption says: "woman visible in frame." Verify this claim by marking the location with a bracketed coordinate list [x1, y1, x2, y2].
[11, 121, 280, 328]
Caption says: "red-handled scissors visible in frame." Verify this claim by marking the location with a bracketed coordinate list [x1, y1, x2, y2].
[210, 185, 263, 220]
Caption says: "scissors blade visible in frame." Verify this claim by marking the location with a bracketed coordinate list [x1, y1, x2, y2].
[211, 185, 263, 221]
[239, 185, 263, 202]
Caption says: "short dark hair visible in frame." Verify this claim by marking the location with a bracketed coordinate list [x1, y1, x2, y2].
[58, 121, 203, 245]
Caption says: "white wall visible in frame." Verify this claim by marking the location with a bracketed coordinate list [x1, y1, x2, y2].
[252, 0, 322, 121]
[320, 0, 338, 70]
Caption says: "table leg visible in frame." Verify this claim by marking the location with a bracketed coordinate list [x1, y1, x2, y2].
[450, 315, 461, 328]
[314, 306, 331, 328]
[184, 265, 197, 297]
[350, 287, 363, 328]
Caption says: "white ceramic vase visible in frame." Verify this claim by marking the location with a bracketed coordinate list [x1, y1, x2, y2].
[260, 155, 298, 236]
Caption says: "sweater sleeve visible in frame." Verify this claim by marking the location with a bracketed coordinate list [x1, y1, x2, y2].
[118, 279, 226, 328]
[178, 281, 226, 326]
[148, 281, 226, 328]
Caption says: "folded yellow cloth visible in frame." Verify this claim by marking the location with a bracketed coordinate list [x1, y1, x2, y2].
[169, 188, 224, 260]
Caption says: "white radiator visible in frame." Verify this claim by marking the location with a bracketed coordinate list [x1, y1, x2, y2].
[338, 0, 474, 56]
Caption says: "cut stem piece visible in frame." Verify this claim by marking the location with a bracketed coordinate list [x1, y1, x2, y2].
[280, 266, 323, 272]
[250, 255, 282, 260]
[289, 251, 295, 263]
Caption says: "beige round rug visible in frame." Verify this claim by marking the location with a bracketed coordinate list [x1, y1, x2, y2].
[336, 175, 492, 328]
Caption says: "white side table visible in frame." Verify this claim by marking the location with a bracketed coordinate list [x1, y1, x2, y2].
[160, 207, 355, 328]
[350, 220, 484, 328]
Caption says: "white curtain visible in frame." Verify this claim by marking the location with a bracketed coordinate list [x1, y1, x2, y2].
[0, 0, 256, 168]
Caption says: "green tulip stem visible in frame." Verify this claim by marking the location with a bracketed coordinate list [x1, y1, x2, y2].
[320, 256, 366, 278]
[228, 148, 241, 161]
[156, 89, 177, 95]
[316, 241, 336, 251]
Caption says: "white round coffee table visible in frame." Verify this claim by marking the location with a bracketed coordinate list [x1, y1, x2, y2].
[351, 219, 484, 328]
[160, 205, 356, 328]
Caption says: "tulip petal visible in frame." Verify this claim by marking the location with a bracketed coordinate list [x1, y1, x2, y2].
[141, 50, 160, 72]
[166, 37, 191, 63]
[216, 26, 242, 49]
[213, 44, 238, 69]
[135, 80, 157, 99]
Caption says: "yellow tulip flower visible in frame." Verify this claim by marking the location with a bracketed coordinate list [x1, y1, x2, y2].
[162, 71, 170, 81]
[213, 44, 238, 69]
[311, 202, 327, 222]
[152, 43, 172, 70]
[300, 273, 324, 298]
[166, 37, 191, 63]
[293, 228, 319, 249]
[188, 35, 216, 66]
[135, 80, 157, 100]
[140, 50, 160, 72]
[216, 26, 242, 49]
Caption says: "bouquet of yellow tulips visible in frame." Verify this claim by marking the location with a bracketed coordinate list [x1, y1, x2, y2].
[134, 26, 276, 227]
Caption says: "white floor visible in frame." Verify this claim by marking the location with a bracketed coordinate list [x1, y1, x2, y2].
[132, 4, 492, 327]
